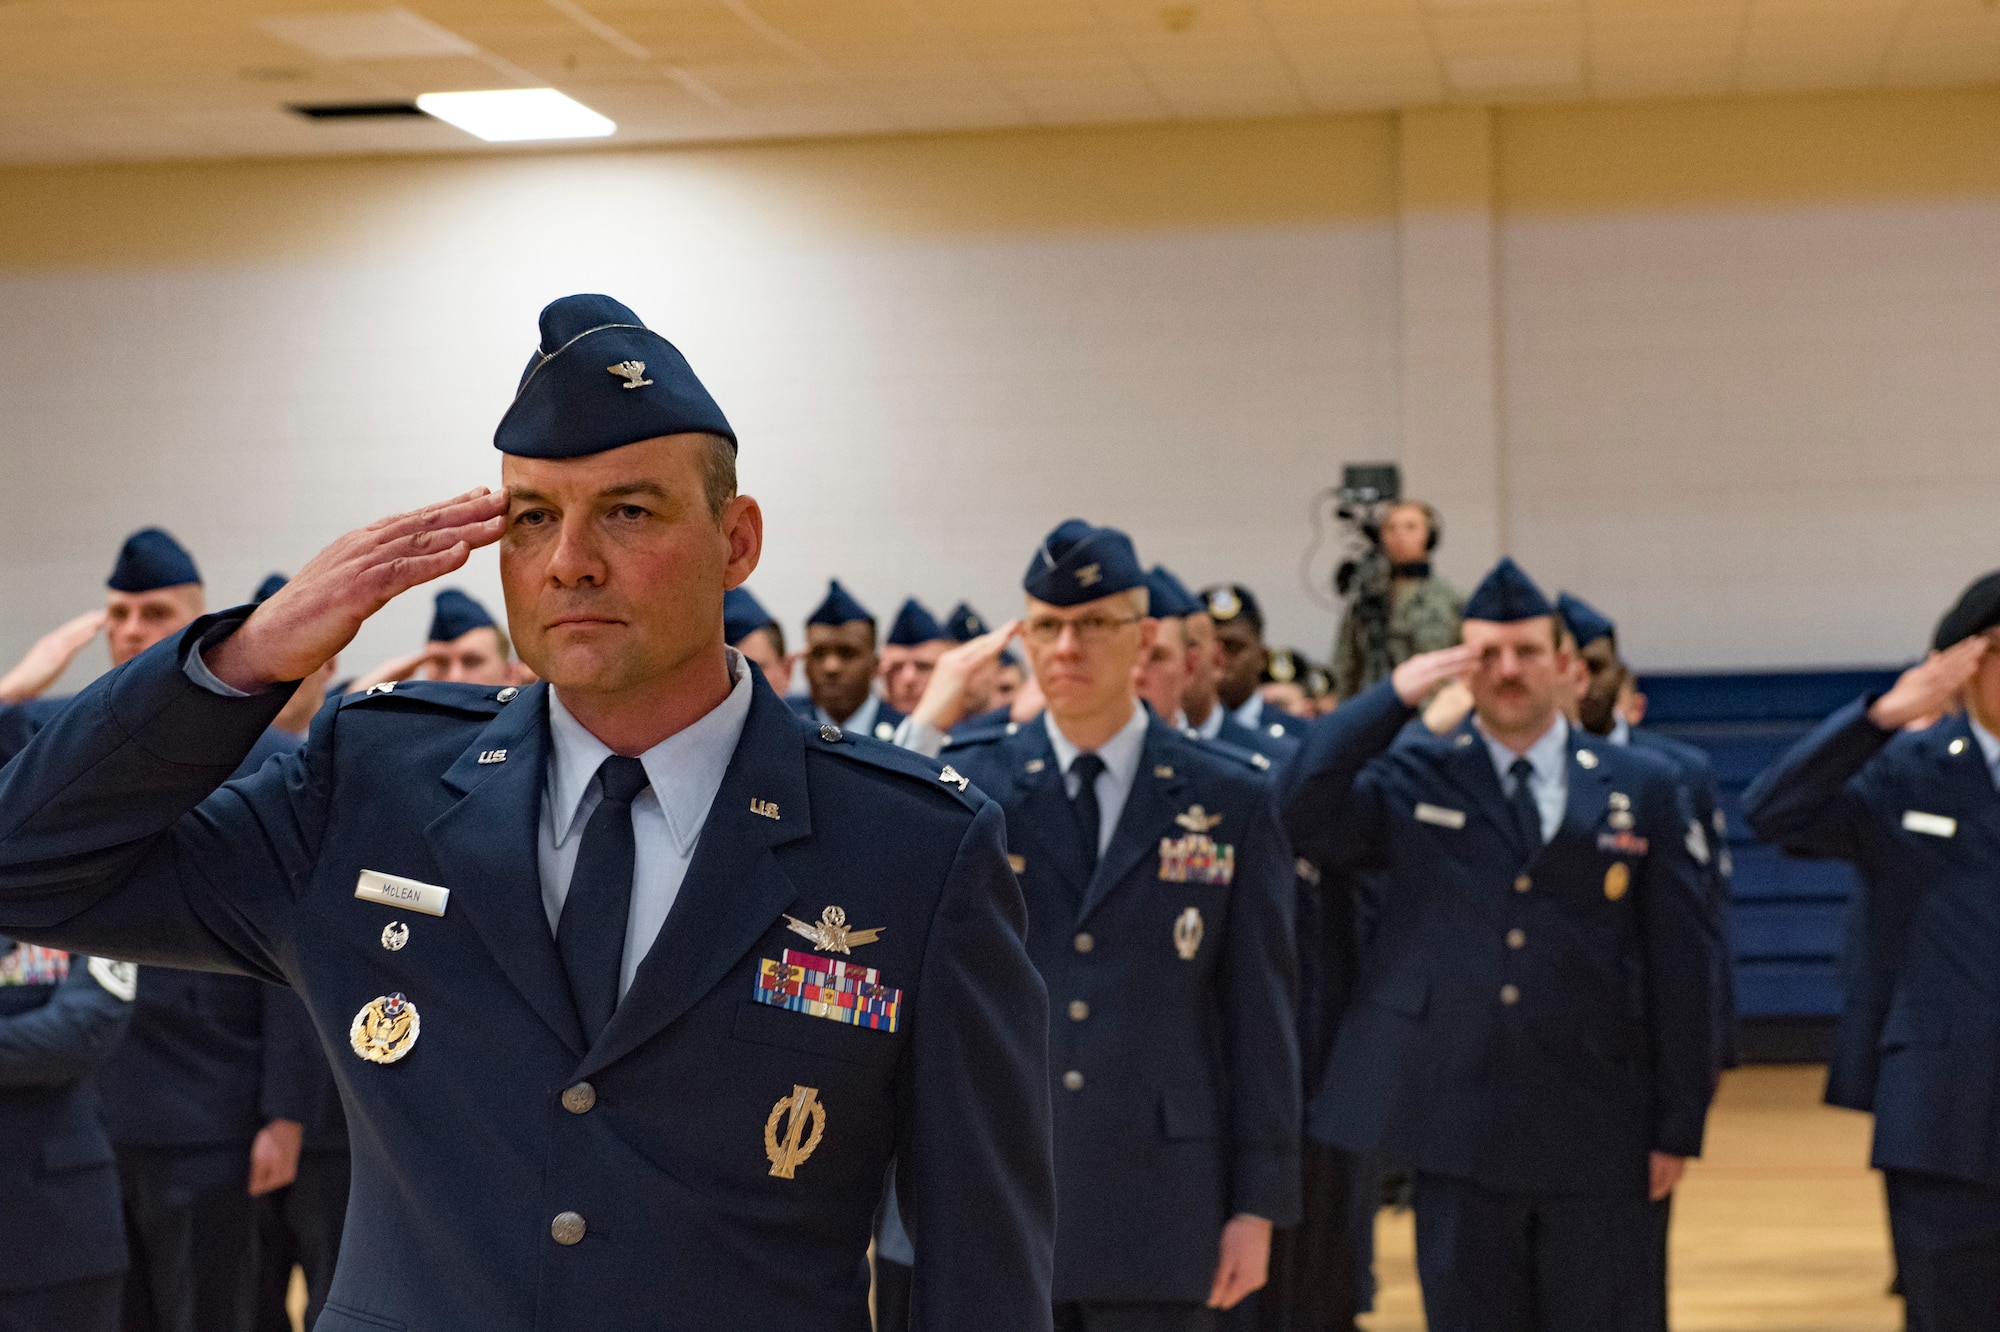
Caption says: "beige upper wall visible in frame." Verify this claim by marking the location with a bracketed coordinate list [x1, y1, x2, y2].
[3, 84, 1999, 272]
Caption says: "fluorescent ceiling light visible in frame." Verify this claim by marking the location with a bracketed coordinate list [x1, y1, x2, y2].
[416, 89, 615, 142]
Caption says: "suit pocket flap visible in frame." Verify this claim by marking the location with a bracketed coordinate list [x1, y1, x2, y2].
[1159, 1084, 1218, 1140]
[41, 1127, 113, 1173]
[1370, 970, 1429, 1018]
[732, 1001, 896, 1066]
[1880, 1005, 1947, 1050]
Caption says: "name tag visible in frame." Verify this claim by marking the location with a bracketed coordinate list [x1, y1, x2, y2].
[354, 870, 450, 917]
[1902, 811, 1958, 839]
[1414, 803, 1467, 830]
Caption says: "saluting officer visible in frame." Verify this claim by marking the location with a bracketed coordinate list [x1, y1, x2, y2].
[348, 587, 525, 694]
[0, 942, 134, 1332]
[0, 293, 1054, 1331]
[903, 519, 1301, 1332]
[796, 579, 905, 741]
[1279, 558, 1716, 1332]
[881, 599, 950, 718]
[1742, 570, 2000, 1332]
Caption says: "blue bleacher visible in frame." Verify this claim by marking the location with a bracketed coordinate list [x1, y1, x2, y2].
[1634, 669, 1899, 1031]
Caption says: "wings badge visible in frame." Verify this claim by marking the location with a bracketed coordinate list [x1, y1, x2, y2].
[783, 904, 885, 955]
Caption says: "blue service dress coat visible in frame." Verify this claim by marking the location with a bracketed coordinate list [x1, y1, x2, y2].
[0, 943, 133, 1294]
[0, 612, 1055, 1332]
[1278, 682, 1717, 1197]
[939, 712, 1302, 1303]
[1742, 700, 2000, 1187]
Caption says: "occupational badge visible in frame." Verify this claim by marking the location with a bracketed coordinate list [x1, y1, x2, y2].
[380, 921, 409, 951]
[1173, 907, 1205, 961]
[1603, 862, 1631, 902]
[783, 904, 884, 954]
[765, 1084, 826, 1180]
[349, 993, 420, 1064]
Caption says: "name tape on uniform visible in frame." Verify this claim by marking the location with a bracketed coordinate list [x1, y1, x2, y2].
[355, 869, 450, 918]
[1414, 803, 1467, 830]
[1902, 810, 1958, 839]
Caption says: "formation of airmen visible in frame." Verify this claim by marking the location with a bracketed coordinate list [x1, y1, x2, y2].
[0, 292, 1991, 1332]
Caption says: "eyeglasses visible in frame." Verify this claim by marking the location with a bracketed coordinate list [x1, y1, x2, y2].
[1023, 615, 1143, 647]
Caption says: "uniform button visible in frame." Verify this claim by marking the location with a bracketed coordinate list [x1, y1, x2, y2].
[1500, 984, 1520, 1006]
[1506, 929, 1525, 950]
[1062, 1070, 1085, 1092]
[1073, 932, 1095, 954]
[551, 1211, 587, 1245]
[1513, 875, 1531, 893]
[1067, 1000, 1090, 1022]
[561, 1082, 596, 1114]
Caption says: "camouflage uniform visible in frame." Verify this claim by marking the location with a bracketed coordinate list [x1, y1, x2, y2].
[1331, 575, 1464, 699]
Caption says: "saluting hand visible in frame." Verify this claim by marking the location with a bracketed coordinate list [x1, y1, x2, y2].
[910, 619, 1023, 733]
[1867, 635, 1989, 732]
[1392, 643, 1481, 708]
[0, 608, 107, 704]
[207, 488, 509, 693]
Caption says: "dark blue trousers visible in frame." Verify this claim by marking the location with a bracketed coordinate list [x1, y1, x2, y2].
[1052, 1304, 1215, 1332]
[0, 1273, 121, 1332]
[1412, 1172, 1655, 1332]
[1885, 1170, 2000, 1332]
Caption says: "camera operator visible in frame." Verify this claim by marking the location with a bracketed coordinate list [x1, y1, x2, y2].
[1330, 499, 1464, 700]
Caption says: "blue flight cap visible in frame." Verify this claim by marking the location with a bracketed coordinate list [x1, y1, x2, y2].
[1146, 565, 1200, 618]
[723, 587, 777, 646]
[107, 528, 201, 593]
[1023, 519, 1145, 608]
[886, 598, 945, 647]
[1934, 569, 2000, 650]
[807, 580, 874, 628]
[494, 294, 735, 460]
[429, 589, 497, 643]
[1464, 557, 1554, 623]
[1555, 591, 1616, 648]
[944, 603, 988, 643]
[252, 573, 289, 605]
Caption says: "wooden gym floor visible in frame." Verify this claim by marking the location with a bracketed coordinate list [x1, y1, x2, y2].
[1360, 1064, 1902, 1332]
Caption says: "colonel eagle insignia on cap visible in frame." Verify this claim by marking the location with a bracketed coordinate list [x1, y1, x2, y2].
[607, 360, 653, 389]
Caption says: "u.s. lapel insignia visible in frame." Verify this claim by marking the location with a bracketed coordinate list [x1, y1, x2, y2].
[607, 360, 652, 389]
[380, 921, 409, 951]
[350, 993, 420, 1064]
[938, 764, 969, 792]
[1173, 907, 1204, 960]
[750, 798, 780, 820]
[765, 1085, 826, 1180]
[783, 904, 884, 954]
[478, 749, 507, 765]
[1604, 862, 1631, 901]
[1175, 804, 1223, 833]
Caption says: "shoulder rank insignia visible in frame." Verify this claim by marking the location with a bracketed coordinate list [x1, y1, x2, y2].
[783, 904, 884, 954]
[608, 360, 652, 389]
[350, 993, 420, 1064]
[1175, 804, 1223, 833]
[938, 764, 970, 792]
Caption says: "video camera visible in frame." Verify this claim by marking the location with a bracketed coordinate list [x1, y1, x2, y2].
[1333, 462, 1402, 598]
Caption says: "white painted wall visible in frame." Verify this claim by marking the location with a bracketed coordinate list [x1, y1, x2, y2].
[0, 173, 1400, 693]
[1501, 198, 2000, 670]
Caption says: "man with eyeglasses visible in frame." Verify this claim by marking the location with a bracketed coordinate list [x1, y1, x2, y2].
[898, 519, 1301, 1332]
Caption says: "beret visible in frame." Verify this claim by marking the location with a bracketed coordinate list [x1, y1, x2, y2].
[886, 598, 945, 647]
[1555, 591, 1616, 648]
[1144, 566, 1200, 618]
[108, 528, 200, 593]
[807, 580, 874, 628]
[944, 602, 988, 643]
[1463, 557, 1554, 624]
[494, 294, 734, 459]
[1023, 520, 1144, 608]
[1201, 583, 1263, 632]
[1933, 569, 2000, 650]
[252, 573, 289, 605]
[722, 587, 777, 646]
[429, 589, 497, 643]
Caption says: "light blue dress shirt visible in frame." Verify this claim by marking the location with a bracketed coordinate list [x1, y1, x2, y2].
[1192, 703, 1227, 741]
[1967, 713, 2000, 791]
[541, 652, 753, 999]
[1044, 703, 1149, 858]
[1477, 714, 1570, 844]
[1230, 693, 1269, 734]
[817, 693, 882, 737]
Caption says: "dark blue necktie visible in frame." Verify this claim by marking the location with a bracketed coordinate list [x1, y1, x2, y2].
[1069, 752, 1107, 874]
[1508, 756, 1542, 850]
[559, 755, 650, 1044]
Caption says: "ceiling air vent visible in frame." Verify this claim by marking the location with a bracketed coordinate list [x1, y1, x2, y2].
[289, 102, 428, 120]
